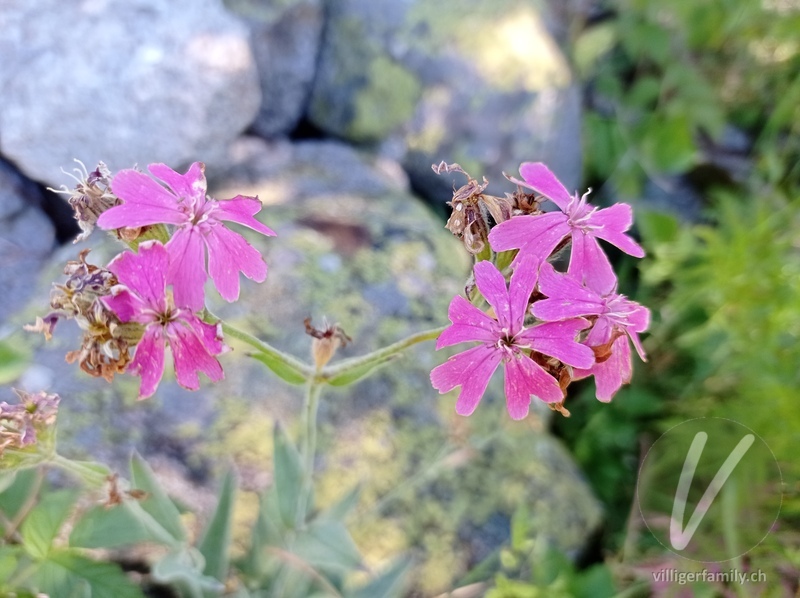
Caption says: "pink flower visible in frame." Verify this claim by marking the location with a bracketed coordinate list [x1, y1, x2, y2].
[102, 241, 229, 400]
[531, 262, 650, 401]
[430, 257, 594, 419]
[488, 162, 645, 295]
[97, 162, 275, 310]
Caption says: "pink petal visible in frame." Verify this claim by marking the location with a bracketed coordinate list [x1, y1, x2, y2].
[626, 303, 651, 333]
[628, 330, 647, 361]
[504, 353, 563, 419]
[588, 336, 632, 402]
[488, 212, 569, 260]
[204, 223, 268, 303]
[507, 255, 539, 332]
[531, 262, 604, 321]
[129, 325, 166, 400]
[214, 196, 276, 237]
[518, 162, 574, 211]
[569, 232, 617, 296]
[106, 242, 169, 312]
[99, 170, 186, 229]
[102, 286, 154, 325]
[148, 162, 207, 205]
[166, 319, 225, 391]
[589, 203, 645, 258]
[473, 261, 511, 330]
[166, 228, 207, 311]
[437, 296, 499, 349]
[181, 313, 229, 355]
[515, 319, 595, 369]
[585, 317, 613, 346]
[430, 344, 502, 416]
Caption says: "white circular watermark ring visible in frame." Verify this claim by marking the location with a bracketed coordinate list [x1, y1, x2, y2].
[636, 417, 783, 563]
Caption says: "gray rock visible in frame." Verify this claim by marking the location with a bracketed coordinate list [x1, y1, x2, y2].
[15, 139, 600, 591]
[225, 0, 324, 137]
[0, 0, 261, 189]
[0, 160, 55, 321]
[308, 0, 583, 203]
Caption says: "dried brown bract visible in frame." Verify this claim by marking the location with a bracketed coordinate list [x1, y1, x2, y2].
[432, 161, 514, 255]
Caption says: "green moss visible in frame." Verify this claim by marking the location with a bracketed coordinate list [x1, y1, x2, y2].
[348, 56, 422, 142]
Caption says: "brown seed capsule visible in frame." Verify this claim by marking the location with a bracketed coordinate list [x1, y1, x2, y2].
[304, 317, 352, 370]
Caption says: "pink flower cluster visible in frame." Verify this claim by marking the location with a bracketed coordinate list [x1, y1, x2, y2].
[97, 163, 274, 398]
[431, 163, 650, 419]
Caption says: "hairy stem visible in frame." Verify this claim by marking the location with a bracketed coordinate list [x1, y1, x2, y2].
[297, 382, 322, 527]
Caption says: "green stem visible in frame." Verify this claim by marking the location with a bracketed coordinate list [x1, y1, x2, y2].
[319, 326, 446, 382]
[297, 382, 322, 527]
[204, 310, 315, 378]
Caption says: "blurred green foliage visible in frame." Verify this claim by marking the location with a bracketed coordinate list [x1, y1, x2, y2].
[548, 0, 800, 594]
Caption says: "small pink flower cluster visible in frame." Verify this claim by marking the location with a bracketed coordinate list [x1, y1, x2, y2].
[431, 162, 650, 419]
[57, 162, 274, 399]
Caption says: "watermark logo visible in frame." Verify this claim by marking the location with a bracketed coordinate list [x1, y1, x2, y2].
[637, 418, 782, 562]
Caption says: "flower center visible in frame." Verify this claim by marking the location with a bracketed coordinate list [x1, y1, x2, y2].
[566, 191, 598, 231]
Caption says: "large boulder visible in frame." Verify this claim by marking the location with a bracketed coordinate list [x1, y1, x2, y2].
[0, 159, 56, 322]
[13, 139, 600, 593]
[225, 0, 325, 137]
[0, 0, 261, 189]
[308, 0, 583, 203]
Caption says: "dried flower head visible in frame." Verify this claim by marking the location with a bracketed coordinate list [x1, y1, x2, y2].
[0, 390, 60, 458]
[305, 317, 352, 369]
[432, 162, 514, 255]
[50, 160, 120, 243]
[25, 250, 143, 381]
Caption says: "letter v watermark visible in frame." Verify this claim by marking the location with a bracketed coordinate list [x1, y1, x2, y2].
[670, 431, 755, 550]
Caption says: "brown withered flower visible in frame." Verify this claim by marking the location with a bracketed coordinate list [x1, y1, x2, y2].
[304, 317, 352, 370]
[503, 171, 545, 216]
[432, 162, 514, 255]
[0, 390, 60, 457]
[25, 250, 143, 382]
[49, 160, 120, 243]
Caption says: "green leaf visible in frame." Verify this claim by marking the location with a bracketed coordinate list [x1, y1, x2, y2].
[249, 352, 307, 385]
[0, 468, 38, 522]
[291, 520, 362, 572]
[510, 504, 530, 552]
[35, 550, 143, 598]
[151, 546, 225, 598]
[326, 353, 400, 387]
[0, 545, 20, 584]
[0, 340, 29, 385]
[350, 556, 412, 598]
[20, 490, 77, 560]
[637, 210, 680, 246]
[273, 424, 304, 528]
[198, 467, 236, 582]
[129, 452, 186, 542]
[318, 484, 361, 522]
[639, 113, 697, 174]
[70, 501, 170, 550]
[151, 547, 224, 598]
[573, 22, 617, 78]
[241, 490, 285, 581]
